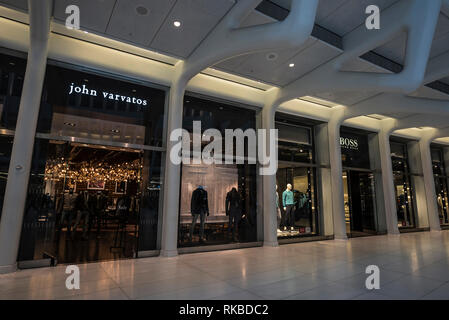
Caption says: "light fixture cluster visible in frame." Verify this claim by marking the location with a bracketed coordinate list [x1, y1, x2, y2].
[44, 158, 143, 183]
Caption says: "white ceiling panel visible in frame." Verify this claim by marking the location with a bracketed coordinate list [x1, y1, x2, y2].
[239, 8, 275, 28]
[373, 32, 407, 65]
[53, 0, 117, 33]
[267, 40, 340, 86]
[219, 37, 318, 85]
[0, 0, 27, 11]
[150, 0, 235, 58]
[433, 13, 449, 39]
[429, 14, 449, 59]
[340, 57, 375, 72]
[430, 33, 449, 59]
[106, 0, 176, 46]
[215, 54, 252, 73]
[314, 91, 378, 107]
[383, 112, 413, 119]
[315, 0, 349, 24]
[409, 86, 449, 101]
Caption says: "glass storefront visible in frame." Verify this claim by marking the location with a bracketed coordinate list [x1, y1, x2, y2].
[390, 141, 416, 228]
[178, 95, 258, 248]
[275, 116, 319, 239]
[340, 129, 378, 237]
[431, 146, 449, 226]
[17, 63, 166, 264]
[0, 52, 27, 218]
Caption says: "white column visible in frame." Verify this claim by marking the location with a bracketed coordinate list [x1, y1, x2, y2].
[160, 79, 185, 257]
[261, 103, 278, 247]
[407, 141, 430, 228]
[314, 123, 334, 236]
[419, 138, 442, 231]
[378, 127, 400, 234]
[328, 108, 347, 239]
[0, 0, 52, 274]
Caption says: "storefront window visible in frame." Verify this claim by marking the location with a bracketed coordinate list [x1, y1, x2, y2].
[431, 147, 449, 226]
[18, 64, 166, 264]
[276, 118, 318, 239]
[390, 141, 416, 228]
[178, 95, 257, 248]
[0, 52, 27, 130]
[0, 52, 27, 219]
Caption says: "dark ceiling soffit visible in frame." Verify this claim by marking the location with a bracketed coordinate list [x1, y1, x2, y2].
[256, 0, 449, 95]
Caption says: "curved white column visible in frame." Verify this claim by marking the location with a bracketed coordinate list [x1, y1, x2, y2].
[420, 134, 442, 231]
[328, 107, 347, 240]
[160, 75, 187, 257]
[0, 0, 52, 274]
[377, 121, 400, 234]
[261, 99, 278, 247]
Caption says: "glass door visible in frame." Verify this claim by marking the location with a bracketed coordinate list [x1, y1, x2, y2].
[435, 177, 449, 226]
[19, 139, 144, 264]
[358, 172, 377, 232]
[343, 170, 377, 237]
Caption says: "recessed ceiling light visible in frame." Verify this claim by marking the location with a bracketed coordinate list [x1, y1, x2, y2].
[111, 129, 120, 133]
[136, 6, 148, 15]
[289, 63, 295, 68]
[266, 53, 278, 61]
[173, 21, 181, 28]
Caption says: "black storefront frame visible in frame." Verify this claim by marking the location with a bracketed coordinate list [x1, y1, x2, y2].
[390, 139, 417, 229]
[430, 144, 449, 227]
[0, 48, 29, 221]
[275, 113, 322, 242]
[15, 58, 170, 267]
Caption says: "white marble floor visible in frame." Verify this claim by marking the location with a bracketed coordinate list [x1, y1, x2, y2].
[1, 231, 449, 300]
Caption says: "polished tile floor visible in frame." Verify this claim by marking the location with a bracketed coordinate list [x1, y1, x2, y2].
[1, 230, 449, 300]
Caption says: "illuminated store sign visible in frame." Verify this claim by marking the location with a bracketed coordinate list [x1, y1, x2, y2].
[340, 137, 359, 151]
[68, 83, 148, 106]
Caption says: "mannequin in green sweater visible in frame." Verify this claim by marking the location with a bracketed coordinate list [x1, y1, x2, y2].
[282, 184, 296, 232]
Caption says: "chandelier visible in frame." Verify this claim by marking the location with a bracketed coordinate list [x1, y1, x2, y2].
[44, 158, 142, 183]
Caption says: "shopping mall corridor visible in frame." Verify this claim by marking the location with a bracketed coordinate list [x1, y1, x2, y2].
[1, 231, 449, 300]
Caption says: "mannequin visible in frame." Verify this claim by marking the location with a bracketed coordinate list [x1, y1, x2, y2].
[189, 185, 209, 242]
[72, 190, 90, 240]
[59, 188, 77, 235]
[276, 185, 281, 233]
[226, 187, 242, 242]
[282, 183, 296, 232]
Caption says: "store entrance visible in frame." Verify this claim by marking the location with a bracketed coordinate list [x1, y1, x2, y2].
[21, 140, 143, 264]
[343, 170, 377, 237]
